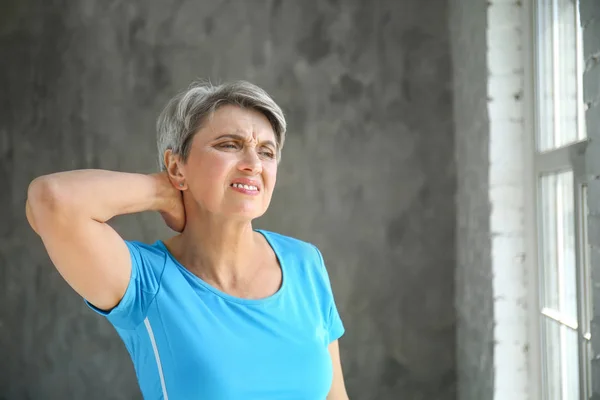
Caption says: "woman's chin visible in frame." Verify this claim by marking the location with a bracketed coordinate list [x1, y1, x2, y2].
[223, 205, 266, 221]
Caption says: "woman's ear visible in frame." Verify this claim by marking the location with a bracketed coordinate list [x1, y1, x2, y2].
[163, 149, 186, 189]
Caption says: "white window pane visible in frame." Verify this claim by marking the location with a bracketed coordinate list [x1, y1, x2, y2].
[564, 326, 580, 400]
[536, 0, 584, 151]
[543, 318, 580, 400]
[582, 185, 591, 337]
[537, 0, 555, 152]
[539, 171, 577, 321]
[581, 185, 593, 397]
[544, 318, 562, 400]
[556, 0, 578, 147]
[584, 337, 593, 396]
[575, 0, 586, 141]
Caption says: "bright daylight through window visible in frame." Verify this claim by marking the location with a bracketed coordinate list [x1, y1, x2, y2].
[534, 0, 591, 399]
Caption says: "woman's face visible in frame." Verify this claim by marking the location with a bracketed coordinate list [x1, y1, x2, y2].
[180, 104, 278, 220]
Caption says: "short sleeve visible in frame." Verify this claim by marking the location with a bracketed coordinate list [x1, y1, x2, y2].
[85, 240, 166, 330]
[312, 245, 345, 343]
[327, 299, 345, 343]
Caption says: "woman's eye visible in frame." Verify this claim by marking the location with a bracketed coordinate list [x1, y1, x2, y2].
[260, 151, 275, 158]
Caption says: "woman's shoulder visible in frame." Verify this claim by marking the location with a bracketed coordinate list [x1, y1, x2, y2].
[124, 239, 167, 253]
[257, 229, 317, 251]
[256, 229, 323, 264]
[120, 239, 171, 267]
[259, 230, 335, 297]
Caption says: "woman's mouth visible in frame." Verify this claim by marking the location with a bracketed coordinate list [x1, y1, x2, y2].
[230, 183, 260, 195]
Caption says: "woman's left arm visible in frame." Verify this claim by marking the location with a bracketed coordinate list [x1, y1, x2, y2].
[327, 340, 349, 399]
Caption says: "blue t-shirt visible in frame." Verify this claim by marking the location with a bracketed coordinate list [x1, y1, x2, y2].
[86, 230, 344, 400]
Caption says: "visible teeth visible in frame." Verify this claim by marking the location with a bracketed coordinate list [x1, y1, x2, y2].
[233, 183, 258, 190]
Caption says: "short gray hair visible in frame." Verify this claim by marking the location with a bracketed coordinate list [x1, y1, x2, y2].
[156, 80, 286, 171]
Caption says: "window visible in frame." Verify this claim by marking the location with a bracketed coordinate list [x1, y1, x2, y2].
[534, 0, 591, 399]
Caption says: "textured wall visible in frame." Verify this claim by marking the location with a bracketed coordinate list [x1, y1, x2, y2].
[0, 0, 456, 399]
[449, 0, 494, 399]
[581, 0, 600, 398]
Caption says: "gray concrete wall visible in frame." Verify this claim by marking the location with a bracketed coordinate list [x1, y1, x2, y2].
[581, 0, 600, 398]
[0, 0, 456, 399]
[449, 0, 494, 399]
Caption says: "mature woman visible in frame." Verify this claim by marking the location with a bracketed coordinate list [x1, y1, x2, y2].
[25, 80, 348, 399]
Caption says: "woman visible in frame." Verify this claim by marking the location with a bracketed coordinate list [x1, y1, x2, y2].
[25, 80, 349, 399]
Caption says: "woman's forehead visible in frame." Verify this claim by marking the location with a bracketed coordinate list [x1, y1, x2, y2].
[203, 105, 276, 141]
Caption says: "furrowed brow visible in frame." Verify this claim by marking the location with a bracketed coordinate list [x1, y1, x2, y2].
[214, 133, 276, 149]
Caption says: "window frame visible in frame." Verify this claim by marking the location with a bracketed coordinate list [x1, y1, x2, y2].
[526, 0, 592, 399]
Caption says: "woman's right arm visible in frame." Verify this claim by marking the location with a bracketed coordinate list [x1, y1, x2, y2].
[25, 170, 183, 311]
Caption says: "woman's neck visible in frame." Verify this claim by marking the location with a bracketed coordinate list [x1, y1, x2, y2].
[166, 213, 263, 289]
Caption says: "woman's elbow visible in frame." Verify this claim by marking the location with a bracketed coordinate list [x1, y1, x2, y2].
[26, 176, 66, 231]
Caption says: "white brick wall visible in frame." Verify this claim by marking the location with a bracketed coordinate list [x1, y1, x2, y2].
[488, 1, 531, 399]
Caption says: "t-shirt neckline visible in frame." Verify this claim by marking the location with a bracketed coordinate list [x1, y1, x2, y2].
[156, 229, 286, 306]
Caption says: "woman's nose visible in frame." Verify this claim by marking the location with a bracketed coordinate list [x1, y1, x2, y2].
[238, 148, 262, 174]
